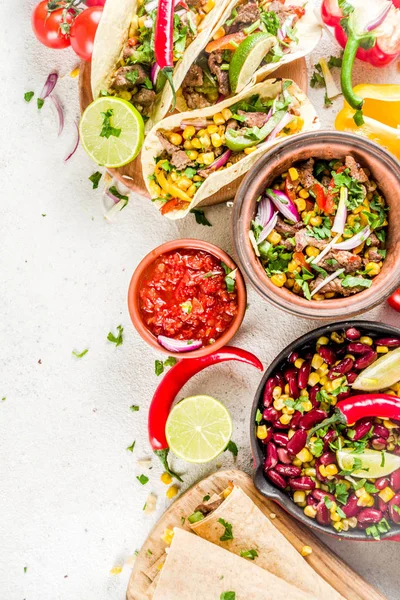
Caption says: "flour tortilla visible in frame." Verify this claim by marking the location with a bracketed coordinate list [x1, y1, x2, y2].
[148, 527, 318, 600]
[91, 0, 231, 131]
[189, 486, 342, 600]
[142, 78, 319, 219]
[176, 0, 322, 111]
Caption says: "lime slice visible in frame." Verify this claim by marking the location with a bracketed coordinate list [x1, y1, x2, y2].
[166, 395, 233, 463]
[337, 448, 400, 478]
[79, 97, 144, 168]
[352, 347, 400, 391]
[229, 32, 276, 94]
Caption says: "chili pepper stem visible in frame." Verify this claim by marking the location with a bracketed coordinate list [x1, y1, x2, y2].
[306, 411, 346, 444]
[154, 449, 183, 482]
[163, 68, 176, 112]
[340, 32, 365, 122]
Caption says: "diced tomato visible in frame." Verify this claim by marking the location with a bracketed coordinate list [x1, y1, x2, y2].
[285, 174, 297, 203]
[292, 5, 306, 19]
[205, 31, 246, 53]
[293, 252, 312, 272]
[128, 37, 138, 46]
[312, 182, 335, 215]
[160, 198, 190, 215]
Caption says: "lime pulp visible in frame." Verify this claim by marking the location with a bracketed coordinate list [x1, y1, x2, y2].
[352, 347, 400, 391]
[337, 448, 400, 478]
[229, 32, 276, 94]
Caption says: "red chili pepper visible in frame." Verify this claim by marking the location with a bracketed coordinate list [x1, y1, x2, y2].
[307, 393, 400, 441]
[155, 0, 176, 110]
[148, 346, 263, 479]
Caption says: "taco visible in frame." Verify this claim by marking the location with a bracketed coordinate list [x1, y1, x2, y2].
[90, 0, 231, 130]
[141, 78, 319, 219]
[177, 0, 321, 111]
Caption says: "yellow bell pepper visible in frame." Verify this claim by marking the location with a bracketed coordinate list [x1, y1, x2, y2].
[335, 84, 400, 160]
[154, 165, 192, 203]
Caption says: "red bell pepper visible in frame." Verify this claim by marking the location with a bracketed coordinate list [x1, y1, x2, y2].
[312, 182, 335, 215]
[388, 288, 400, 313]
[321, 0, 400, 124]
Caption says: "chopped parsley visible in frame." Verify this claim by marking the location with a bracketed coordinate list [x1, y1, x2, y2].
[327, 54, 343, 68]
[108, 186, 129, 203]
[255, 408, 263, 424]
[107, 325, 124, 346]
[220, 593, 236, 600]
[72, 349, 89, 358]
[341, 275, 372, 290]
[218, 518, 233, 541]
[334, 482, 349, 505]
[127, 441, 136, 452]
[155, 356, 177, 376]
[380, 450, 385, 468]
[100, 109, 121, 139]
[24, 91, 34, 103]
[37, 97, 44, 109]
[240, 549, 258, 560]
[181, 516, 186, 525]
[221, 262, 237, 293]
[364, 482, 379, 494]
[284, 397, 306, 415]
[331, 170, 365, 210]
[260, 10, 280, 36]
[190, 208, 212, 226]
[130, 405, 139, 412]
[365, 518, 391, 540]
[89, 171, 102, 189]
[225, 440, 238, 457]
[309, 437, 324, 458]
[136, 474, 149, 485]
[203, 495, 210, 502]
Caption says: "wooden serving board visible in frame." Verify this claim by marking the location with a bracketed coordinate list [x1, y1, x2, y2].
[79, 59, 307, 206]
[127, 469, 386, 600]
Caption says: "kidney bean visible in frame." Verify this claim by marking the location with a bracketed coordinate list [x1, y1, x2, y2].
[318, 345, 336, 366]
[277, 448, 291, 464]
[290, 411, 303, 429]
[389, 493, 400, 524]
[319, 451, 337, 466]
[395, 446, 400, 456]
[378, 498, 388, 514]
[342, 494, 360, 518]
[307, 495, 319, 508]
[346, 371, 358, 384]
[337, 391, 352, 402]
[357, 508, 383, 525]
[288, 377, 300, 400]
[273, 420, 291, 430]
[346, 327, 361, 340]
[276, 464, 302, 477]
[284, 366, 298, 381]
[328, 357, 354, 380]
[390, 468, 400, 492]
[288, 476, 316, 491]
[288, 351, 299, 364]
[287, 429, 307, 457]
[263, 376, 278, 407]
[375, 337, 400, 348]
[371, 437, 387, 450]
[273, 432, 288, 447]
[323, 429, 337, 451]
[264, 441, 278, 471]
[312, 489, 335, 502]
[375, 477, 390, 491]
[316, 501, 331, 525]
[347, 342, 372, 354]
[309, 384, 320, 408]
[266, 469, 287, 490]
[354, 350, 378, 370]
[315, 459, 328, 482]
[372, 424, 389, 440]
[260, 429, 273, 445]
[263, 407, 280, 423]
[276, 372, 285, 390]
[352, 418, 373, 441]
[299, 409, 328, 430]
[298, 361, 311, 390]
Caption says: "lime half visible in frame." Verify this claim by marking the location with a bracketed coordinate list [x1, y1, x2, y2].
[166, 395, 233, 463]
[79, 97, 144, 168]
[229, 32, 276, 94]
[352, 347, 400, 391]
[337, 448, 400, 478]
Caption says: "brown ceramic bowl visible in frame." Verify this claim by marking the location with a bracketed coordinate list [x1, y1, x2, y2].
[233, 130, 400, 320]
[127, 239, 247, 358]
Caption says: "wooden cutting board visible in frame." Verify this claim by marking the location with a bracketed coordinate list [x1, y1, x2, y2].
[79, 59, 308, 206]
[127, 469, 386, 600]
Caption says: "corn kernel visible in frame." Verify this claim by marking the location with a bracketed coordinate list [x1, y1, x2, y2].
[317, 336, 329, 346]
[283, 406, 295, 415]
[304, 506, 317, 519]
[272, 386, 282, 400]
[193, 175, 202, 182]
[292, 457, 302, 467]
[284, 383, 290, 394]
[138, 15, 147, 27]
[210, 133, 222, 148]
[296, 448, 313, 463]
[161, 472, 173, 485]
[166, 485, 179, 499]
[288, 167, 299, 181]
[288, 429, 296, 440]
[256, 425, 268, 440]
[357, 492, 373, 507]
[341, 520, 350, 532]
[213, 26, 225, 39]
[169, 133, 183, 146]
[183, 126, 196, 140]
[299, 189, 309, 199]
[110, 566, 123, 575]
[202, 0, 215, 12]
[300, 545, 312, 557]
[305, 245, 320, 259]
[308, 372, 320, 387]
[295, 198, 306, 212]
[347, 517, 358, 528]
[199, 134, 211, 149]
[273, 397, 286, 411]
[183, 140, 193, 150]
[244, 146, 257, 155]
[161, 528, 174, 544]
[304, 468, 316, 477]
[69, 66, 80, 78]
[270, 273, 286, 287]
[365, 262, 381, 276]
[119, 90, 132, 101]
[325, 464, 338, 476]
[186, 150, 199, 161]
[280, 414, 292, 425]
[191, 138, 202, 149]
[310, 216, 322, 226]
[213, 112, 225, 125]
[333, 521, 344, 532]
[207, 124, 219, 135]
[379, 487, 395, 502]
[360, 336, 373, 346]
[169, 171, 178, 182]
[187, 184, 197, 196]
[293, 491, 306, 504]
[383, 419, 397, 429]
[330, 512, 341, 522]
[355, 487, 365, 498]
[302, 400, 313, 412]
[311, 354, 323, 370]
[319, 464, 328, 478]
[177, 176, 193, 191]
[294, 357, 304, 369]
[267, 231, 282, 245]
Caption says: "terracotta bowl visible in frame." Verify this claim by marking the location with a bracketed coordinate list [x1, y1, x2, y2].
[127, 239, 247, 358]
[233, 130, 400, 320]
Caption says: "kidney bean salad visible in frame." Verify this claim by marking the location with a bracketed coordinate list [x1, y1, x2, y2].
[249, 156, 389, 300]
[255, 327, 400, 538]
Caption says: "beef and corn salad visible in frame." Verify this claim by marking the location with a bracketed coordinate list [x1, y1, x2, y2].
[181, 0, 306, 108]
[149, 82, 304, 214]
[256, 326, 400, 538]
[249, 156, 389, 300]
[107, 0, 216, 117]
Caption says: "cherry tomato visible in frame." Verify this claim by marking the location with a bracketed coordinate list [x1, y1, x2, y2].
[70, 6, 103, 61]
[388, 288, 400, 313]
[32, 0, 73, 49]
[85, 0, 106, 5]
[205, 32, 246, 53]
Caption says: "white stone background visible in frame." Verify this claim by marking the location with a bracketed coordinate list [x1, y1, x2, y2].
[2, 0, 400, 598]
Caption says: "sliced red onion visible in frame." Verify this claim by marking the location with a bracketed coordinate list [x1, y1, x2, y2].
[143, 17, 153, 27]
[256, 197, 274, 227]
[158, 335, 202, 352]
[332, 186, 347, 234]
[180, 118, 212, 129]
[40, 72, 58, 100]
[175, 8, 187, 17]
[310, 268, 345, 297]
[105, 199, 128, 221]
[49, 94, 64, 136]
[266, 188, 300, 223]
[366, 2, 391, 31]
[199, 149, 231, 177]
[281, 13, 296, 37]
[64, 121, 80, 162]
[333, 226, 371, 250]
[217, 94, 226, 104]
[258, 212, 278, 244]
[277, 28, 284, 41]
[151, 63, 160, 87]
[145, 0, 158, 12]
[268, 112, 295, 142]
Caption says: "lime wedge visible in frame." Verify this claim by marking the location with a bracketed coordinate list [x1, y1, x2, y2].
[166, 395, 233, 463]
[352, 347, 400, 391]
[229, 32, 276, 94]
[79, 97, 144, 168]
[337, 448, 400, 478]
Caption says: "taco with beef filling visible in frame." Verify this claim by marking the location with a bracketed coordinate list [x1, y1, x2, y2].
[141, 78, 319, 219]
[91, 0, 231, 130]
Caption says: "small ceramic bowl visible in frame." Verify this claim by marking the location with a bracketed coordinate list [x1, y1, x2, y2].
[251, 320, 400, 541]
[128, 239, 247, 358]
[233, 130, 400, 320]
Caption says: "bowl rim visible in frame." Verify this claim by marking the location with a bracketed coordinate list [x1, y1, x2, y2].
[250, 319, 400, 541]
[127, 238, 247, 359]
[233, 130, 400, 320]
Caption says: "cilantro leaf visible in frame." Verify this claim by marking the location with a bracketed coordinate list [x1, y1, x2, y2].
[130, 405, 139, 412]
[220, 593, 236, 600]
[255, 408, 263, 424]
[164, 356, 177, 367]
[24, 91, 34, 103]
[37, 98, 44, 109]
[225, 440, 238, 457]
[203, 494, 210, 502]
[327, 55, 343, 68]
[127, 441, 136, 452]
[72, 349, 89, 358]
[89, 171, 102, 189]
[190, 208, 212, 226]
[240, 549, 258, 560]
[218, 518, 233, 541]
[155, 360, 164, 376]
[109, 186, 129, 203]
[136, 474, 149, 485]
[100, 109, 121, 139]
[107, 325, 124, 346]
[341, 275, 372, 289]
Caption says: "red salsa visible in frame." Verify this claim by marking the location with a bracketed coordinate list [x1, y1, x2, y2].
[139, 249, 238, 345]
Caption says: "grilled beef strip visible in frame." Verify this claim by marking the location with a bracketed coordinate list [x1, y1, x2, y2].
[275, 216, 303, 237]
[295, 228, 328, 252]
[237, 110, 270, 128]
[227, 2, 261, 33]
[156, 132, 196, 170]
[111, 65, 149, 90]
[297, 158, 316, 189]
[310, 276, 362, 297]
[317, 250, 362, 273]
[345, 155, 369, 183]
[208, 50, 230, 96]
[194, 497, 224, 516]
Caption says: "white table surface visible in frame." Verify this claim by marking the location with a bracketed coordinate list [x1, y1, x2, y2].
[2, 1, 400, 598]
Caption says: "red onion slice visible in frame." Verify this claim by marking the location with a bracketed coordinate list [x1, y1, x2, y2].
[151, 63, 160, 87]
[333, 226, 371, 251]
[40, 72, 58, 100]
[266, 188, 300, 223]
[258, 212, 278, 244]
[64, 121, 80, 162]
[158, 335, 202, 352]
[50, 94, 64, 136]
[365, 2, 392, 31]
[332, 187, 347, 234]
[180, 118, 213, 129]
[268, 112, 295, 142]
[198, 149, 231, 177]
[256, 197, 274, 227]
